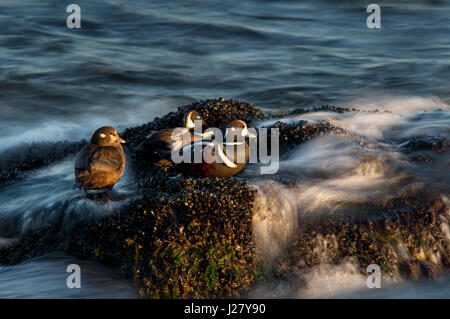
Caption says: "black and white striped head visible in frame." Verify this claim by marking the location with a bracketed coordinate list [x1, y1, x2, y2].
[185, 110, 203, 129]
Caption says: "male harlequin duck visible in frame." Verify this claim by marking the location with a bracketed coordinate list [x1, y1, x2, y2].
[74, 126, 126, 191]
[180, 120, 256, 178]
[135, 110, 208, 166]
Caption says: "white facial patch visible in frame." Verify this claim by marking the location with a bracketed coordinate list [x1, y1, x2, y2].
[200, 130, 214, 139]
[170, 128, 189, 151]
[100, 133, 106, 138]
[186, 114, 195, 129]
[217, 143, 238, 168]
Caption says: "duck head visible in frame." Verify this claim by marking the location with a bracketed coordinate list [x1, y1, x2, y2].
[225, 120, 257, 140]
[185, 110, 203, 129]
[91, 126, 126, 147]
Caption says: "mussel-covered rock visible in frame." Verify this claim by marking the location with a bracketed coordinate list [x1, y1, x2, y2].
[265, 190, 450, 288]
[1, 98, 449, 298]
[67, 177, 256, 298]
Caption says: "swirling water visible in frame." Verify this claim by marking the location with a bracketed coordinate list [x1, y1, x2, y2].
[0, 0, 449, 298]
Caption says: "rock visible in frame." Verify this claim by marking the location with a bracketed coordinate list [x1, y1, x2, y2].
[0, 99, 449, 298]
[267, 191, 450, 282]
[0, 140, 86, 187]
[67, 177, 256, 298]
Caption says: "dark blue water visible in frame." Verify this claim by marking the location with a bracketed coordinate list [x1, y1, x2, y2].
[1, 0, 449, 148]
[0, 0, 449, 298]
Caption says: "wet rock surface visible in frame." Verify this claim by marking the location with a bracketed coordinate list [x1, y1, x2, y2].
[68, 177, 256, 298]
[271, 120, 354, 155]
[0, 98, 449, 298]
[0, 140, 86, 187]
[0, 225, 62, 265]
[398, 135, 449, 164]
[266, 192, 450, 287]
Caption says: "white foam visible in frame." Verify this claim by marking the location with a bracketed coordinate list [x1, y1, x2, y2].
[298, 261, 368, 298]
[0, 157, 138, 235]
[281, 135, 367, 173]
[252, 181, 299, 259]
[347, 95, 450, 112]
[259, 95, 450, 141]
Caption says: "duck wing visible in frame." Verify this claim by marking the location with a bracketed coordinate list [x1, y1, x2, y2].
[88, 146, 125, 174]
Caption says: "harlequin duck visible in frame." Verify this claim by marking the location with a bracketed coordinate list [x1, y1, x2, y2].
[135, 110, 209, 166]
[180, 120, 256, 178]
[74, 126, 126, 191]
